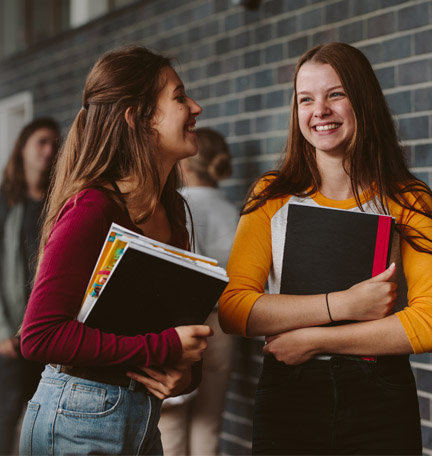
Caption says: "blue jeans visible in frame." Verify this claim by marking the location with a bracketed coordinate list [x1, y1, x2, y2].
[19, 364, 163, 455]
[0, 354, 42, 454]
[253, 355, 422, 455]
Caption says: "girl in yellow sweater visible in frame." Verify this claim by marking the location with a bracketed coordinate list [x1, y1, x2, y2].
[219, 42, 432, 455]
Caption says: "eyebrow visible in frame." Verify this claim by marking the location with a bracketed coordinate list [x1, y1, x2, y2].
[297, 85, 344, 96]
[173, 84, 185, 93]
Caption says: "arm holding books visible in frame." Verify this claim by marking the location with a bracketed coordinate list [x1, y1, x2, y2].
[219, 206, 398, 337]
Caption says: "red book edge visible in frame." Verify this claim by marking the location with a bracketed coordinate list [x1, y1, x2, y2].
[372, 216, 392, 277]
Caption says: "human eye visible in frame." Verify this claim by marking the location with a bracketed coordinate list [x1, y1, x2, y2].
[175, 94, 187, 103]
[298, 96, 311, 104]
[330, 91, 345, 98]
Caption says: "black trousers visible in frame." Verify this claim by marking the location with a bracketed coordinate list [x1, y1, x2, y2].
[253, 355, 422, 455]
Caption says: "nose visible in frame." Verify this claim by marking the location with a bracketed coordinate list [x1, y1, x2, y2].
[188, 97, 202, 117]
[314, 99, 331, 118]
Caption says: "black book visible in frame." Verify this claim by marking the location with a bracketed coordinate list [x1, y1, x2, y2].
[280, 203, 395, 323]
[77, 223, 229, 336]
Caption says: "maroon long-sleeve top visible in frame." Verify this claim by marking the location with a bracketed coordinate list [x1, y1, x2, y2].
[21, 188, 182, 368]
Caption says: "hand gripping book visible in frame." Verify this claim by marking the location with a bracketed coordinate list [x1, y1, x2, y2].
[77, 223, 229, 336]
[280, 202, 395, 325]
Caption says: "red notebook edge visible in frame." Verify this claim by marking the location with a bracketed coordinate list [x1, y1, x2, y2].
[372, 216, 394, 277]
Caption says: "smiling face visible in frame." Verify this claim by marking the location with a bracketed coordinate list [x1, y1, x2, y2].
[296, 62, 356, 158]
[152, 67, 202, 166]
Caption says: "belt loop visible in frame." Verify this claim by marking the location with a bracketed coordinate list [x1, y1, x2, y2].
[128, 378, 136, 391]
[56, 364, 62, 373]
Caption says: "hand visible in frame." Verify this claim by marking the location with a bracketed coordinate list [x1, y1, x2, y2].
[331, 263, 397, 321]
[263, 327, 320, 365]
[126, 365, 192, 400]
[0, 336, 20, 359]
[174, 325, 213, 369]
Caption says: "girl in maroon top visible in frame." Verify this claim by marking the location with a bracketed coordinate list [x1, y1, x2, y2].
[19, 46, 212, 455]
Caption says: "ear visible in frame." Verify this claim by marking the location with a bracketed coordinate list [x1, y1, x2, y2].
[124, 107, 134, 129]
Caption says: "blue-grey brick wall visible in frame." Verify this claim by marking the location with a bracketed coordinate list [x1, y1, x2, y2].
[1, 0, 432, 454]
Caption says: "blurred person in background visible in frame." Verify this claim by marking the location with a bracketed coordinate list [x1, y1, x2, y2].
[0, 117, 60, 454]
[159, 127, 239, 455]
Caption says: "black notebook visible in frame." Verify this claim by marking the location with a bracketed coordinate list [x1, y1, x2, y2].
[280, 203, 395, 319]
[77, 223, 229, 336]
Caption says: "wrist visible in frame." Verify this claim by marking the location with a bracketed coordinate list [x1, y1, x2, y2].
[327, 290, 349, 321]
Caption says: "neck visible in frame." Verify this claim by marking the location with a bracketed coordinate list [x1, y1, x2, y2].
[25, 168, 45, 201]
[316, 152, 354, 200]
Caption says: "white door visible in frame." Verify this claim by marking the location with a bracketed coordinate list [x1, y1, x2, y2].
[0, 91, 33, 176]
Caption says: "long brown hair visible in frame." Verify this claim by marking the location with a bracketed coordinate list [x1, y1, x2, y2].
[244, 42, 432, 253]
[1, 118, 60, 206]
[39, 45, 189, 262]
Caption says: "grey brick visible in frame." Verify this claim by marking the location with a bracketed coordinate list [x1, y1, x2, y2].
[351, 0, 379, 15]
[219, 438, 252, 456]
[202, 103, 220, 119]
[399, 115, 429, 141]
[265, 43, 284, 64]
[415, 29, 432, 55]
[264, 0, 286, 16]
[398, 59, 430, 86]
[216, 37, 231, 55]
[234, 30, 251, 49]
[256, 113, 287, 133]
[367, 12, 395, 39]
[265, 89, 287, 109]
[375, 66, 395, 90]
[214, 79, 231, 97]
[386, 91, 411, 115]
[222, 55, 241, 73]
[359, 43, 382, 64]
[418, 396, 430, 420]
[398, 2, 430, 31]
[206, 61, 221, 78]
[245, 49, 262, 68]
[235, 119, 251, 136]
[224, 12, 243, 31]
[382, 36, 411, 62]
[193, 2, 211, 20]
[214, 0, 230, 13]
[235, 74, 253, 92]
[213, 122, 230, 138]
[254, 24, 274, 44]
[325, 0, 350, 23]
[300, 8, 323, 30]
[223, 98, 240, 116]
[245, 94, 263, 112]
[339, 21, 364, 43]
[414, 88, 432, 112]
[422, 424, 432, 450]
[255, 69, 274, 88]
[414, 144, 432, 167]
[278, 63, 296, 84]
[288, 36, 308, 58]
[277, 16, 297, 36]
[311, 29, 338, 47]
[382, 0, 408, 6]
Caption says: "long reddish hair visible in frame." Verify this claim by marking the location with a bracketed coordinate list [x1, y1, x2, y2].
[243, 42, 432, 253]
[39, 46, 189, 265]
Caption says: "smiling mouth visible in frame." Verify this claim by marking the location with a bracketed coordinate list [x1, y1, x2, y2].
[314, 123, 341, 132]
[184, 124, 196, 133]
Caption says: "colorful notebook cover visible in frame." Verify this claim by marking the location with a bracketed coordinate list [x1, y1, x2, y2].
[77, 223, 229, 336]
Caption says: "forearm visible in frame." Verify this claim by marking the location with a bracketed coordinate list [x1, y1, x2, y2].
[247, 290, 359, 337]
[314, 314, 413, 356]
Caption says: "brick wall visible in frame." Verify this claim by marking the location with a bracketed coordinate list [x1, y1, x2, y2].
[1, 0, 432, 453]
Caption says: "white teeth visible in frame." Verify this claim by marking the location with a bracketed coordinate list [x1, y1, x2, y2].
[315, 123, 340, 131]
[185, 125, 196, 132]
